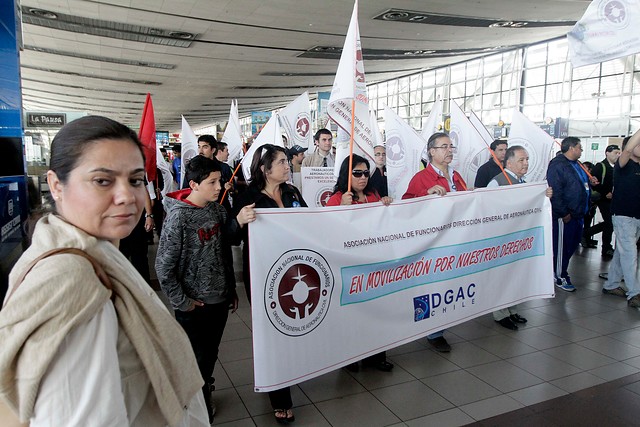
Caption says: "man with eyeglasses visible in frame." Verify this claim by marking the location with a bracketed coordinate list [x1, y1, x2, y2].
[369, 145, 388, 197]
[402, 132, 468, 352]
[403, 132, 467, 199]
[487, 146, 553, 330]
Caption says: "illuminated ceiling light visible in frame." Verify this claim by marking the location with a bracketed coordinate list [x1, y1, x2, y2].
[381, 11, 410, 21]
[28, 8, 58, 19]
[489, 21, 529, 28]
[169, 31, 195, 40]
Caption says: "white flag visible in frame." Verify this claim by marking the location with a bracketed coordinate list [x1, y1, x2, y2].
[468, 110, 494, 147]
[156, 145, 176, 197]
[180, 115, 198, 188]
[241, 112, 283, 182]
[384, 106, 427, 199]
[222, 100, 243, 162]
[449, 101, 491, 186]
[326, 0, 375, 162]
[568, 0, 640, 68]
[421, 99, 443, 138]
[508, 109, 554, 183]
[279, 92, 313, 149]
[370, 109, 383, 147]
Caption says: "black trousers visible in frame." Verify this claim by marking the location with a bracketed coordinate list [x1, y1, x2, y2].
[175, 301, 230, 386]
[269, 387, 292, 410]
[119, 215, 150, 283]
[588, 200, 614, 252]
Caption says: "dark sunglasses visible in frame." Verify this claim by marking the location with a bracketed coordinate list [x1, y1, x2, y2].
[352, 169, 370, 178]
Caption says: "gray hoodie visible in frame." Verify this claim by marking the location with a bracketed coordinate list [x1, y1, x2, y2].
[156, 189, 240, 311]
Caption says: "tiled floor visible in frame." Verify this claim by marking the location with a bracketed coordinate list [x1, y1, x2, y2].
[150, 238, 640, 426]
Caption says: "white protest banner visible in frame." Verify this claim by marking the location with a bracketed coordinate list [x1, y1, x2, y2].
[384, 106, 426, 199]
[421, 98, 443, 138]
[279, 92, 313, 149]
[300, 167, 336, 207]
[222, 100, 243, 162]
[249, 184, 554, 391]
[508, 109, 554, 183]
[327, 0, 376, 161]
[180, 115, 198, 187]
[449, 101, 491, 186]
[241, 112, 283, 182]
[568, 0, 640, 68]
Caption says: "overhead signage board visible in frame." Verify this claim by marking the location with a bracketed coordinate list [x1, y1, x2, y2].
[26, 112, 66, 128]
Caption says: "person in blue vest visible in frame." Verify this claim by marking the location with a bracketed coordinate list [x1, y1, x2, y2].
[488, 146, 552, 329]
[546, 137, 591, 292]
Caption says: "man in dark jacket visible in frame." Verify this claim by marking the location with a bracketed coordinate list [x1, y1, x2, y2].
[474, 139, 507, 188]
[546, 137, 590, 292]
[587, 144, 620, 258]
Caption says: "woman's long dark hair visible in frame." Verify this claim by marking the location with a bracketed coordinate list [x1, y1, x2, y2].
[248, 143, 288, 190]
[333, 154, 376, 201]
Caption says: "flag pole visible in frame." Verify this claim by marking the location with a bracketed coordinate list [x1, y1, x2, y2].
[487, 147, 513, 186]
[220, 162, 242, 205]
[552, 139, 594, 180]
[347, 98, 356, 193]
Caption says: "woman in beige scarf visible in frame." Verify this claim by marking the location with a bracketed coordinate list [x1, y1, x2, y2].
[0, 116, 208, 426]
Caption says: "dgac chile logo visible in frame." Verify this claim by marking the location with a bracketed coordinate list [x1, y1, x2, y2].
[264, 249, 334, 336]
[413, 284, 476, 322]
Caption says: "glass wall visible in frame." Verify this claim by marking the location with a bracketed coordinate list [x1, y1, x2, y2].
[366, 38, 640, 141]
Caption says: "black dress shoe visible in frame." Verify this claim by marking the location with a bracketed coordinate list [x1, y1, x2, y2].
[510, 313, 527, 324]
[375, 360, 394, 372]
[497, 317, 518, 330]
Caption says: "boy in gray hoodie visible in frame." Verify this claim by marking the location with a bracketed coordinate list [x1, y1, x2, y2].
[156, 155, 255, 422]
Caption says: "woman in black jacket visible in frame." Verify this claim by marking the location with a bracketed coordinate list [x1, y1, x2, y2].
[234, 143, 307, 424]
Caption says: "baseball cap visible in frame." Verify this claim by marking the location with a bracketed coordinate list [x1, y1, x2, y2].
[288, 145, 308, 156]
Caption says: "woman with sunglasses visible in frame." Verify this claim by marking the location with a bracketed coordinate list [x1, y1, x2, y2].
[326, 154, 393, 372]
[326, 154, 392, 207]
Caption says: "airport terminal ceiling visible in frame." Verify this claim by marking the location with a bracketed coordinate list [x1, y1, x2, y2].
[17, 0, 590, 131]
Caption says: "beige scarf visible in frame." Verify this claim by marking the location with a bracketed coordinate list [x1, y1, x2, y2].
[0, 215, 203, 426]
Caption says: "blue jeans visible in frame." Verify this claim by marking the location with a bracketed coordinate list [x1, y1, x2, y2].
[427, 330, 444, 339]
[605, 215, 640, 299]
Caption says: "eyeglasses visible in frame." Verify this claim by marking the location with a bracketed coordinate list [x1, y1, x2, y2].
[352, 169, 370, 178]
[432, 144, 456, 150]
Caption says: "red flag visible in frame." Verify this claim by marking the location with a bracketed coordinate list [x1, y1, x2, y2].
[139, 93, 157, 181]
